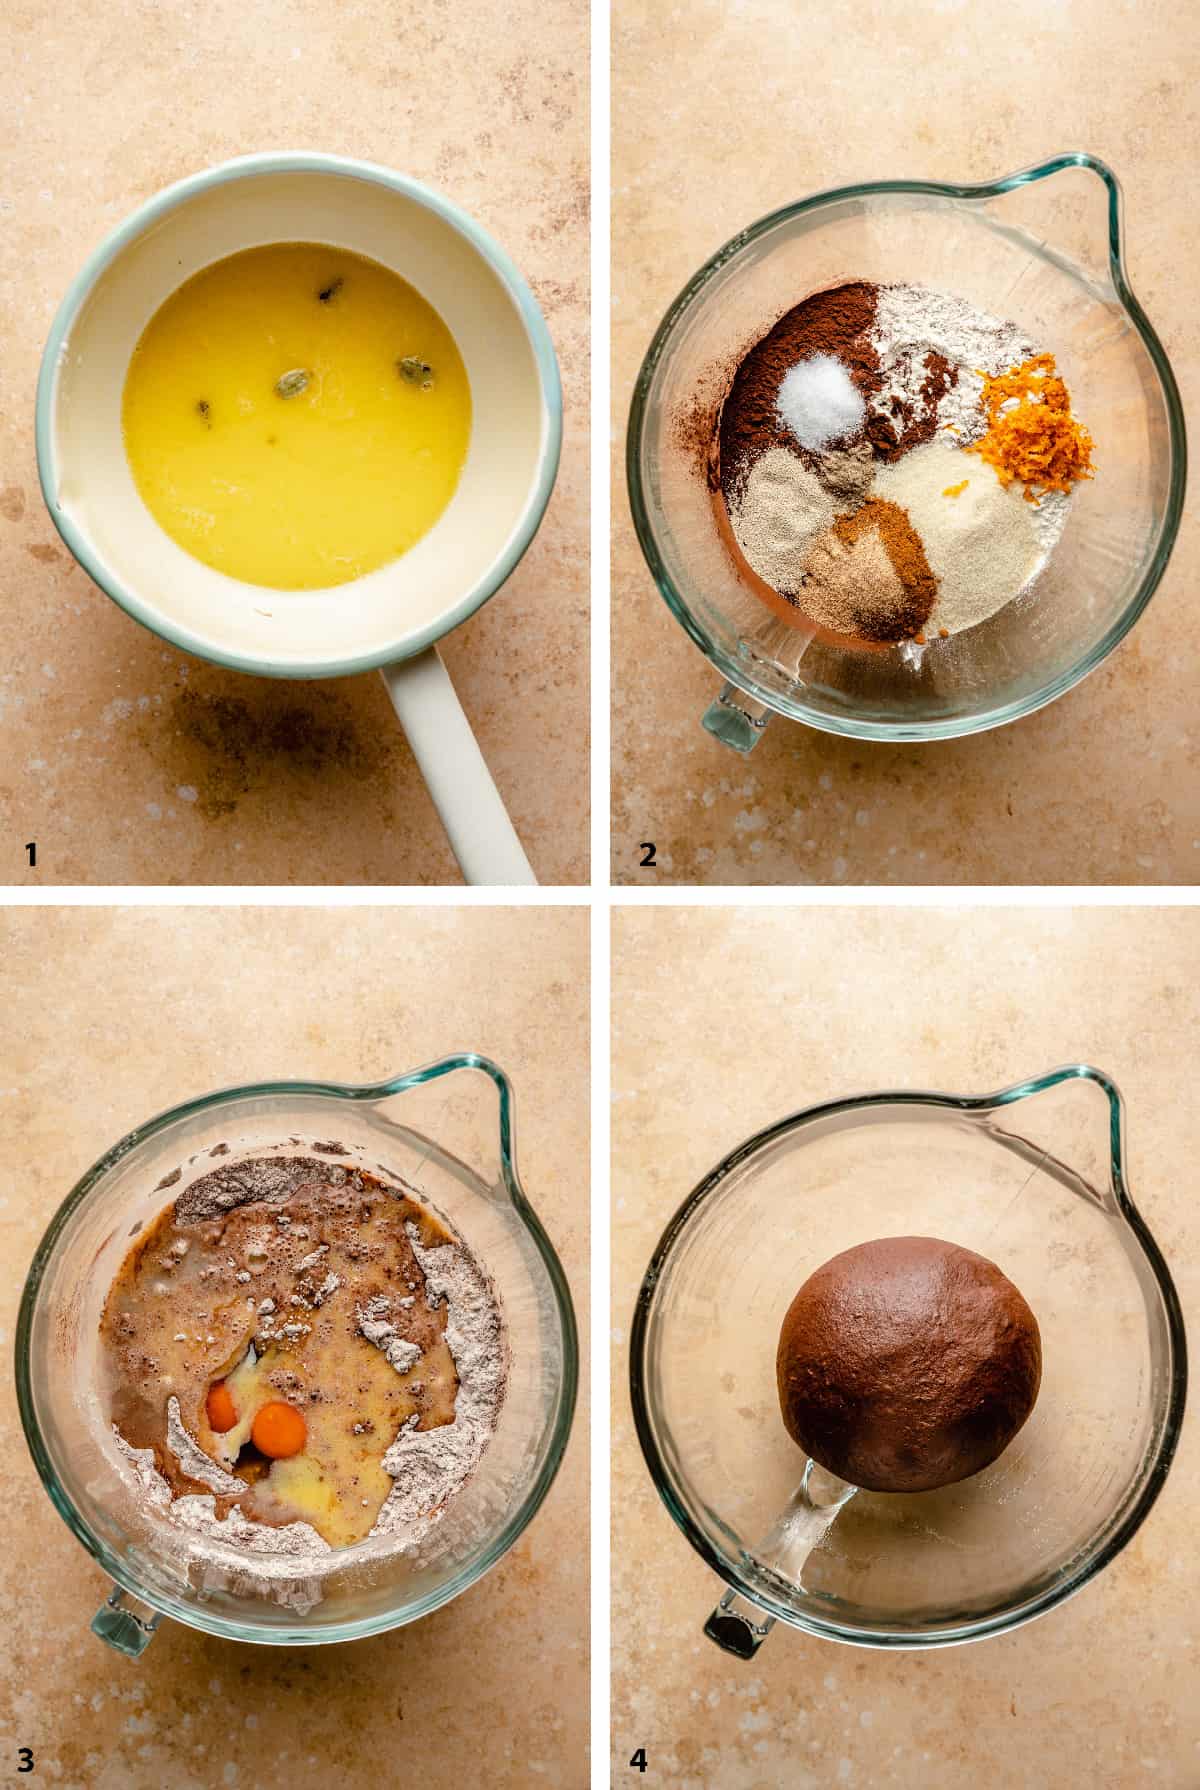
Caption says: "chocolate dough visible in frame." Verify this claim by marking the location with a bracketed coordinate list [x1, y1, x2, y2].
[776, 1236, 1042, 1493]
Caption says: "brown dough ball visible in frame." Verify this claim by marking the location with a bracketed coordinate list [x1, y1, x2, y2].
[776, 1236, 1041, 1493]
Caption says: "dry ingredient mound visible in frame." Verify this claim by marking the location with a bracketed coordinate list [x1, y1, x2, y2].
[102, 1148, 507, 1605]
[715, 279, 1089, 643]
[874, 441, 1042, 637]
[818, 500, 937, 643]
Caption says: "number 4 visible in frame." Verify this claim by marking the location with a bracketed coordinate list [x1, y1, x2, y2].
[629, 1748, 647, 1773]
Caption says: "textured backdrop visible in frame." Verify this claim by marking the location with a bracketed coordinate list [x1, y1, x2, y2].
[1, 0, 589, 886]
[612, 0, 1198, 885]
[0, 905, 589, 1786]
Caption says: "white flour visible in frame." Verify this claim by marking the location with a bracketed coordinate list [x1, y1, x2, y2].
[108, 1163, 508, 1609]
[372, 1224, 508, 1537]
[871, 282, 1036, 447]
[357, 1295, 424, 1376]
[164, 1396, 242, 1496]
[113, 1428, 331, 1614]
[871, 282, 1073, 571]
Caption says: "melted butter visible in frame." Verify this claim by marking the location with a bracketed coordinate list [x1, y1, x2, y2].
[122, 243, 471, 590]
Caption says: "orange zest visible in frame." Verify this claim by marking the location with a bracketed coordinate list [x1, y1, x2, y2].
[251, 1401, 307, 1459]
[942, 480, 969, 498]
[206, 1381, 237, 1433]
[968, 353, 1095, 496]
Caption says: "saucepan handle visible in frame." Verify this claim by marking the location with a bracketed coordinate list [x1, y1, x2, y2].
[380, 648, 537, 886]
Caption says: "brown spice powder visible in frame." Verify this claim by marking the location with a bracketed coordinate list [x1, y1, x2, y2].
[797, 526, 906, 642]
[830, 499, 938, 641]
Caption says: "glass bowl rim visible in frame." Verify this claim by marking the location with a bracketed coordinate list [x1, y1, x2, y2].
[15, 1051, 579, 1646]
[625, 153, 1188, 743]
[628, 1063, 1188, 1648]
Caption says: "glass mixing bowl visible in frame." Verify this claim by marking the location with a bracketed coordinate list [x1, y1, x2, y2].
[17, 1054, 577, 1652]
[626, 155, 1186, 748]
[630, 1067, 1185, 1652]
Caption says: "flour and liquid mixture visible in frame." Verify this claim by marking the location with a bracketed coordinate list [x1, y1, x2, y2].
[99, 1150, 506, 1580]
[711, 279, 1096, 649]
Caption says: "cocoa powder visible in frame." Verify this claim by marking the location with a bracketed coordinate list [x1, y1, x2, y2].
[673, 387, 726, 494]
[716, 282, 962, 500]
[717, 282, 880, 501]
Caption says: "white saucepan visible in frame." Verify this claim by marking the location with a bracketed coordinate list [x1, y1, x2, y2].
[36, 153, 563, 885]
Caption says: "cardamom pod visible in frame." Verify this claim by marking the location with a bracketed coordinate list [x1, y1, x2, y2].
[397, 356, 434, 389]
[275, 368, 310, 399]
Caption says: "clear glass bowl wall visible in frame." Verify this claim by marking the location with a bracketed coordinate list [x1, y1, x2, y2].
[17, 1064, 576, 1644]
[628, 160, 1185, 740]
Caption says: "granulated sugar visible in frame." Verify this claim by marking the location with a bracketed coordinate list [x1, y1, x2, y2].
[874, 440, 1043, 635]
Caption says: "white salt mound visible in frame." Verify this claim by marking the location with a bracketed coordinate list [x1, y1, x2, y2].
[777, 354, 866, 451]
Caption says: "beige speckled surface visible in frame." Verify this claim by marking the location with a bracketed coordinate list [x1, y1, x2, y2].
[612, 0, 1198, 885]
[1, 0, 588, 887]
[0, 906, 587, 1786]
[612, 906, 1199, 1786]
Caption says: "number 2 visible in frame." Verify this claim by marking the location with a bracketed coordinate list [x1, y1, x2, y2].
[638, 843, 656, 868]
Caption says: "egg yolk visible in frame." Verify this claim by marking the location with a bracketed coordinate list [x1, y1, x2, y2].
[206, 1382, 237, 1433]
[252, 1401, 308, 1459]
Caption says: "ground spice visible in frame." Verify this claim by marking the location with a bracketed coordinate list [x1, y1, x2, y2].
[829, 498, 938, 641]
[969, 353, 1095, 495]
[795, 522, 907, 641]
